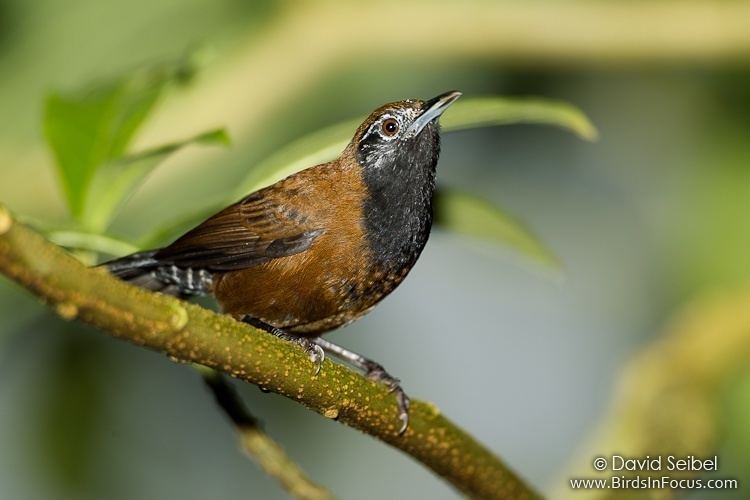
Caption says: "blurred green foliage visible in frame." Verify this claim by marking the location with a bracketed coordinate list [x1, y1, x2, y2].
[433, 190, 559, 269]
[2, 1, 750, 499]
[43, 57, 228, 234]
[31, 328, 110, 495]
[81, 127, 229, 233]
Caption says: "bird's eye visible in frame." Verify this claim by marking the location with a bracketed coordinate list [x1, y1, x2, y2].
[381, 118, 399, 137]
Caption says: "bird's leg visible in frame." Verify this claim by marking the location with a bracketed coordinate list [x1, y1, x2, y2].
[312, 337, 410, 434]
[242, 317, 324, 376]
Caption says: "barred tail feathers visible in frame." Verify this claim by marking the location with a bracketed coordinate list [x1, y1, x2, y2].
[101, 250, 213, 296]
[101, 250, 167, 291]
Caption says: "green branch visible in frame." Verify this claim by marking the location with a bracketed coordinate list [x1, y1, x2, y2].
[0, 205, 540, 500]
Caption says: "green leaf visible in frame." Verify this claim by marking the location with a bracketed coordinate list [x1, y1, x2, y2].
[82, 128, 230, 232]
[234, 95, 597, 197]
[43, 60, 197, 221]
[138, 203, 223, 249]
[434, 189, 561, 269]
[439, 96, 598, 140]
[233, 120, 357, 198]
[46, 230, 140, 256]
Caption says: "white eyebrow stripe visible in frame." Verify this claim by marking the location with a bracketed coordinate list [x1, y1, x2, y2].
[362, 112, 401, 142]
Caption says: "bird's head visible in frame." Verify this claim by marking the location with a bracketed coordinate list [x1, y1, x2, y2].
[349, 91, 461, 174]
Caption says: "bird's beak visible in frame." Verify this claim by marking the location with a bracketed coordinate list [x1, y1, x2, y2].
[407, 90, 462, 137]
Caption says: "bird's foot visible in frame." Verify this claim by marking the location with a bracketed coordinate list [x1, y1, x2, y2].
[242, 317, 324, 375]
[310, 336, 412, 434]
[363, 361, 411, 434]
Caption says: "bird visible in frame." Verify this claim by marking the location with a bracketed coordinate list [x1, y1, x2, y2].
[103, 90, 462, 432]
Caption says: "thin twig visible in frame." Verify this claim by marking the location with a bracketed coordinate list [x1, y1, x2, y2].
[197, 366, 334, 500]
[0, 205, 541, 500]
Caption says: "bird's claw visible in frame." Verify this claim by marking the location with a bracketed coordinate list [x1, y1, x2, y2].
[242, 317, 325, 376]
[298, 339, 324, 376]
[365, 362, 410, 434]
[394, 389, 410, 435]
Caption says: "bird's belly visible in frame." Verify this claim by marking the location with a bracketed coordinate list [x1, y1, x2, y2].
[213, 238, 387, 336]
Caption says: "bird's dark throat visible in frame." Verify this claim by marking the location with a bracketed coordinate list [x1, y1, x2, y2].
[358, 135, 440, 276]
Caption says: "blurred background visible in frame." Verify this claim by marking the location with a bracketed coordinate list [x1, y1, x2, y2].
[2, 1, 750, 499]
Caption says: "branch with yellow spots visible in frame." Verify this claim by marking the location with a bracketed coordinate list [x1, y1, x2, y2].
[0, 205, 540, 500]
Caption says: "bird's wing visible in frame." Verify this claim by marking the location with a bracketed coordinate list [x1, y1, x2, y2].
[154, 189, 324, 271]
